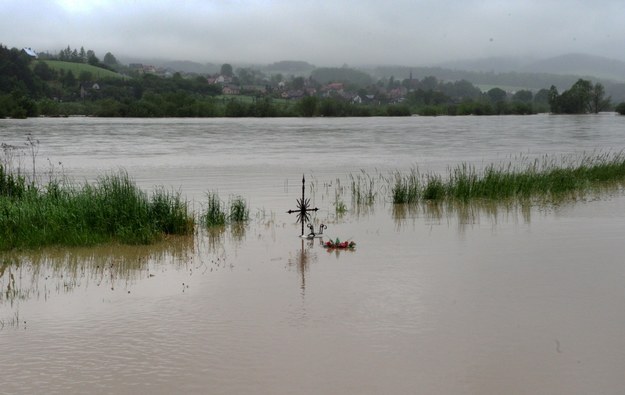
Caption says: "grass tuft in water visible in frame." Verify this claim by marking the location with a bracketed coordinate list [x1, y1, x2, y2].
[350, 171, 377, 205]
[203, 192, 227, 227]
[334, 197, 347, 214]
[392, 169, 420, 204]
[0, 170, 194, 251]
[0, 164, 29, 199]
[202, 192, 249, 227]
[229, 195, 249, 223]
[391, 153, 625, 204]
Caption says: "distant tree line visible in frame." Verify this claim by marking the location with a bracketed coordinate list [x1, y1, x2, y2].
[373, 65, 625, 103]
[398, 76, 549, 115]
[2, 43, 625, 119]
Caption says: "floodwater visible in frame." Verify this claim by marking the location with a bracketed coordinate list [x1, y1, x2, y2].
[1, 115, 625, 394]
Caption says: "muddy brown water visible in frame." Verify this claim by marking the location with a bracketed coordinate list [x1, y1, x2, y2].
[1, 115, 625, 394]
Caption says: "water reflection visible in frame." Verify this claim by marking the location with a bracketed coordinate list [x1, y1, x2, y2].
[229, 223, 247, 244]
[0, 236, 195, 325]
[3, 117, 625, 393]
[287, 238, 318, 292]
[204, 226, 226, 254]
[392, 200, 534, 231]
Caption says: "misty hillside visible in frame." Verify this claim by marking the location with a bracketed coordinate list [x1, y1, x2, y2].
[438, 57, 530, 73]
[264, 61, 316, 76]
[438, 53, 625, 82]
[118, 52, 625, 102]
[521, 54, 625, 82]
[118, 57, 220, 74]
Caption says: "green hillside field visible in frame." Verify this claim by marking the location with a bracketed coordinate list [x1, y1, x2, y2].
[42, 60, 125, 79]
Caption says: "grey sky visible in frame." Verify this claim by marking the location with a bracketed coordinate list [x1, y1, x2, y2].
[2, 0, 625, 66]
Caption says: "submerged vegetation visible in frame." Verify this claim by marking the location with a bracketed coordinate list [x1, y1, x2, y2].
[0, 168, 194, 250]
[350, 171, 379, 205]
[391, 153, 625, 204]
[202, 192, 249, 228]
[228, 195, 250, 223]
[203, 192, 227, 227]
[2, 132, 625, 252]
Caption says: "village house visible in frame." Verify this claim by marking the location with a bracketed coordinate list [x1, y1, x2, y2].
[388, 86, 408, 102]
[352, 94, 379, 105]
[222, 84, 240, 95]
[129, 64, 157, 74]
[22, 47, 38, 58]
[241, 85, 267, 95]
[213, 75, 233, 85]
[321, 82, 344, 94]
[281, 90, 305, 100]
[79, 82, 101, 99]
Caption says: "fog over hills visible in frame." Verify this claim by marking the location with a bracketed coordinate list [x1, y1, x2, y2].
[438, 53, 625, 82]
[521, 54, 625, 82]
[117, 51, 625, 102]
[123, 52, 625, 88]
[121, 52, 625, 79]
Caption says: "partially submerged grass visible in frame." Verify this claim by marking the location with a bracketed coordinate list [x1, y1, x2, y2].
[202, 192, 249, 227]
[229, 195, 249, 222]
[334, 197, 347, 214]
[392, 169, 420, 204]
[0, 170, 194, 251]
[391, 153, 625, 204]
[4, 146, 625, 252]
[203, 192, 227, 227]
[350, 171, 378, 205]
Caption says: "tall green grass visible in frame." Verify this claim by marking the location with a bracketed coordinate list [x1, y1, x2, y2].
[202, 192, 249, 227]
[228, 195, 249, 222]
[0, 164, 29, 199]
[350, 171, 378, 205]
[392, 153, 625, 204]
[391, 169, 420, 204]
[203, 192, 227, 227]
[0, 170, 194, 250]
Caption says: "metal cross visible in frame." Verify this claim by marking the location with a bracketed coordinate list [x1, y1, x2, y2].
[287, 175, 318, 237]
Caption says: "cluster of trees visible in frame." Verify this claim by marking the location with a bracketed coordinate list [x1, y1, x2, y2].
[400, 76, 549, 115]
[548, 79, 611, 114]
[0, 45, 43, 118]
[372, 65, 625, 103]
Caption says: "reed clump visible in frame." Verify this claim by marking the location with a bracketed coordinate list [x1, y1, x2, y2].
[350, 171, 378, 205]
[228, 195, 249, 222]
[391, 153, 625, 204]
[203, 192, 227, 227]
[391, 169, 420, 204]
[202, 192, 249, 227]
[0, 169, 194, 250]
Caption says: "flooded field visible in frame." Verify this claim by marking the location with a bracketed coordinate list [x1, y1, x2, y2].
[1, 115, 625, 394]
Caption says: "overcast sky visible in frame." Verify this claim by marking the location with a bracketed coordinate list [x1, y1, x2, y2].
[2, 0, 625, 66]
